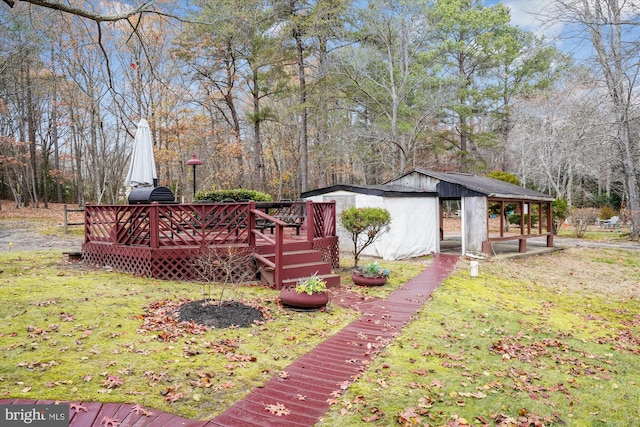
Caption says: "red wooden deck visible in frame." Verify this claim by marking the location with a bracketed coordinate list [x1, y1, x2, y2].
[81, 201, 340, 287]
[1, 254, 458, 427]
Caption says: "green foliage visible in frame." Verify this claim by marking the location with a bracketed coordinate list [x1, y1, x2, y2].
[320, 249, 640, 426]
[552, 198, 570, 234]
[0, 250, 357, 419]
[295, 273, 327, 295]
[599, 206, 617, 220]
[486, 171, 520, 186]
[195, 188, 272, 202]
[595, 193, 622, 210]
[552, 198, 569, 219]
[488, 202, 516, 216]
[508, 213, 538, 225]
[354, 261, 390, 278]
[340, 207, 391, 267]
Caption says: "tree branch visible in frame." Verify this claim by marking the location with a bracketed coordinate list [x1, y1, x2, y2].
[9, 0, 153, 22]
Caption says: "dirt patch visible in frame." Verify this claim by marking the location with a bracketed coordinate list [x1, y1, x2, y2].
[0, 220, 83, 252]
[177, 300, 265, 328]
[0, 202, 84, 252]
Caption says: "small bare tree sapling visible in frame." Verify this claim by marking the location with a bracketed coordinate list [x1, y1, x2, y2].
[192, 246, 256, 306]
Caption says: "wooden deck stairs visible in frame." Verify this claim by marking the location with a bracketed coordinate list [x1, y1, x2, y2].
[253, 241, 340, 289]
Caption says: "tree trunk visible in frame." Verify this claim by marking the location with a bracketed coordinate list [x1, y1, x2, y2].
[251, 67, 265, 191]
[26, 60, 39, 207]
[293, 20, 308, 195]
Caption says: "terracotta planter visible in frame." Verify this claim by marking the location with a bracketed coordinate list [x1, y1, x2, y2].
[352, 272, 388, 286]
[279, 288, 329, 310]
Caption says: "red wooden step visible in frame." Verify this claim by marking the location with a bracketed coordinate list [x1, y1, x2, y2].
[280, 261, 332, 280]
[260, 249, 324, 265]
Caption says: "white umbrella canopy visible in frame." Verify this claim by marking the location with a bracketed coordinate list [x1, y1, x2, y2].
[124, 118, 158, 188]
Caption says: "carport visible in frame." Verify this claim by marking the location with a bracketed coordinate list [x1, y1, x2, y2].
[386, 169, 555, 256]
[303, 169, 554, 259]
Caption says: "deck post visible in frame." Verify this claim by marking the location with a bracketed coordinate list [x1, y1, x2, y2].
[150, 202, 159, 249]
[249, 201, 257, 248]
[274, 223, 284, 288]
[305, 200, 314, 242]
[84, 203, 91, 244]
[519, 238, 526, 253]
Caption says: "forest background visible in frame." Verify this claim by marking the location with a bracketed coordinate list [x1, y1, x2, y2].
[1, 0, 639, 237]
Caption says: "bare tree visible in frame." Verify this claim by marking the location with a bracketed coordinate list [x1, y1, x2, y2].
[508, 70, 614, 206]
[2, 0, 154, 23]
[547, 0, 640, 238]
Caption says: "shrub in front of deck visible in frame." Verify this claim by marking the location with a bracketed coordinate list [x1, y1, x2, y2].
[195, 189, 272, 202]
[340, 207, 391, 267]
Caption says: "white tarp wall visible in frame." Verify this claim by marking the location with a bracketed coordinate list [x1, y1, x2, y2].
[305, 191, 438, 260]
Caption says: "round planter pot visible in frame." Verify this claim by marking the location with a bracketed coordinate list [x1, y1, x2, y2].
[352, 272, 387, 286]
[279, 288, 329, 310]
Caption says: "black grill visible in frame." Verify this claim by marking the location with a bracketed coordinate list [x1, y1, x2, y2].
[128, 186, 175, 204]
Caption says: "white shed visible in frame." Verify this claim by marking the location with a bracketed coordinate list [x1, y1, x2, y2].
[301, 184, 439, 260]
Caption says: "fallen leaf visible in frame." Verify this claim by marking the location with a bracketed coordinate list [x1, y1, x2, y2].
[100, 416, 120, 427]
[165, 392, 184, 402]
[130, 404, 152, 417]
[70, 403, 88, 413]
[278, 371, 289, 379]
[101, 375, 124, 389]
[265, 402, 290, 416]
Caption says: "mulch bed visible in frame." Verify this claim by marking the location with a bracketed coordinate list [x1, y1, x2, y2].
[177, 300, 265, 328]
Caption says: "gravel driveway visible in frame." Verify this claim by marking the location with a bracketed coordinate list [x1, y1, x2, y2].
[0, 221, 83, 252]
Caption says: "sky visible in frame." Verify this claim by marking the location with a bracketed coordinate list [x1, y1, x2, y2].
[484, 0, 558, 35]
[484, 0, 593, 62]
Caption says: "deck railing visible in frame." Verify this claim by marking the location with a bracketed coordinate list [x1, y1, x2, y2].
[84, 200, 335, 247]
[83, 200, 337, 283]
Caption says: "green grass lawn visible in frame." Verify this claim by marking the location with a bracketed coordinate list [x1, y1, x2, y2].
[0, 251, 359, 420]
[556, 226, 631, 241]
[319, 249, 640, 426]
[1, 248, 638, 426]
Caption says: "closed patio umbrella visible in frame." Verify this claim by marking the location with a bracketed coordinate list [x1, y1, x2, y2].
[124, 118, 158, 188]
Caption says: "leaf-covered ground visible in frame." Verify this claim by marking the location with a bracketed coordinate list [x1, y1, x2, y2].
[319, 248, 640, 426]
[0, 251, 359, 419]
[1, 205, 639, 425]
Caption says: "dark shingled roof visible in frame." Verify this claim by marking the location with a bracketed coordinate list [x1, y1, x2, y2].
[302, 170, 554, 202]
[398, 168, 555, 202]
[301, 184, 437, 198]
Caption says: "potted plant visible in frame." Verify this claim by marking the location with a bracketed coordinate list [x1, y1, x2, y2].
[351, 261, 390, 286]
[278, 273, 329, 310]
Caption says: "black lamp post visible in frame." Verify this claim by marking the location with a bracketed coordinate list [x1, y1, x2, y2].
[186, 154, 203, 200]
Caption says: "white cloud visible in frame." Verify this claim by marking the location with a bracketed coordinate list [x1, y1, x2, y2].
[502, 0, 560, 35]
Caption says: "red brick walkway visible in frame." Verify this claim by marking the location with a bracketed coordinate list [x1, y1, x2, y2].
[1, 254, 458, 427]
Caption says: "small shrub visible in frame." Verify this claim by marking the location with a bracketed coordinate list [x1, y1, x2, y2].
[599, 206, 616, 220]
[340, 207, 391, 267]
[552, 198, 570, 234]
[570, 208, 598, 238]
[191, 246, 257, 305]
[195, 188, 272, 202]
[508, 213, 539, 225]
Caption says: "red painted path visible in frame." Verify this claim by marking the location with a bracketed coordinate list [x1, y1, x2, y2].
[1, 254, 458, 427]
